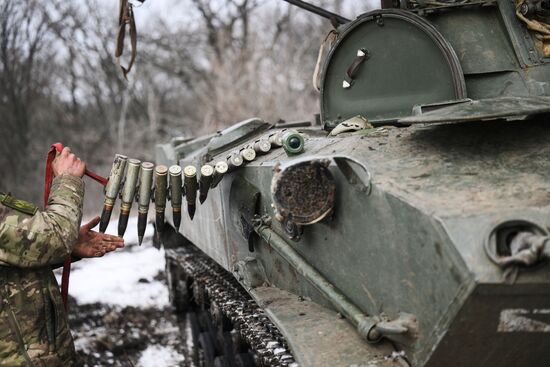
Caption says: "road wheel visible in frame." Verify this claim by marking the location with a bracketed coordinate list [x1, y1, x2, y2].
[199, 332, 216, 367]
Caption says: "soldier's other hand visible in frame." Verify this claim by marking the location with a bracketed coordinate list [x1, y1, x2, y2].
[52, 147, 86, 178]
[72, 216, 125, 258]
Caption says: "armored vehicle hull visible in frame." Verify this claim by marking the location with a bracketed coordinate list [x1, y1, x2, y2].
[155, 1, 550, 365]
[157, 118, 550, 366]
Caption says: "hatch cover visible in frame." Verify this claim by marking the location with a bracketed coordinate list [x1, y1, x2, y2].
[321, 9, 466, 129]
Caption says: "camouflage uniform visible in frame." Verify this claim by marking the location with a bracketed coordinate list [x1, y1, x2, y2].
[0, 174, 84, 366]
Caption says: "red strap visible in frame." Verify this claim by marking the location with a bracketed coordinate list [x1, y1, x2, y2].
[43, 143, 63, 207]
[60, 257, 72, 310]
[43, 143, 108, 310]
[86, 170, 109, 186]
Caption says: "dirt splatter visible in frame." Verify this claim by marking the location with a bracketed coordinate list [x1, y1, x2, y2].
[68, 272, 187, 367]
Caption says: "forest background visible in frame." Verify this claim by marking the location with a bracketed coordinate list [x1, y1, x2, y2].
[1, 0, 376, 215]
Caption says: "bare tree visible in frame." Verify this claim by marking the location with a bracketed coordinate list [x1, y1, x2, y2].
[0, 0, 54, 186]
[0, 0, 361, 212]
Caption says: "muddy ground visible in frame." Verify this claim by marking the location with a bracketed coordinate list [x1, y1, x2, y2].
[68, 272, 187, 367]
[62, 218, 191, 367]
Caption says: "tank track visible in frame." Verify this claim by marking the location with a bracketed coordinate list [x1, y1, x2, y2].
[165, 242, 298, 367]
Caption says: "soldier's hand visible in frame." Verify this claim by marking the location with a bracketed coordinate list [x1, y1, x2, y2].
[72, 216, 125, 258]
[52, 147, 86, 178]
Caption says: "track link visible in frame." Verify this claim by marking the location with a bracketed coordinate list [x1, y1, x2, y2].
[165, 241, 298, 367]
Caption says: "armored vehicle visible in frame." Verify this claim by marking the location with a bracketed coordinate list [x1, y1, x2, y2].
[155, 0, 550, 365]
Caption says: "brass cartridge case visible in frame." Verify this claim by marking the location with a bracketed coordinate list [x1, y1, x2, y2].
[169, 165, 183, 229]
[137, 162, 154, 245]
[198, 164, 214, 204]
[241, 147, 256, 162]
[210, 161, 229, 189]
[154, 165, 168, 233]
[100, 154, 128, 233]
[118, 158, 141, 237]
[184, 165, 197, 220]
[253, 139, 271, 154]
[268, 132, 283, 147]
[227, 152, 243, 171]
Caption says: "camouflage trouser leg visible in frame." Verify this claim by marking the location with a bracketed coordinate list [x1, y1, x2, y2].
[0, 269, 76, 367]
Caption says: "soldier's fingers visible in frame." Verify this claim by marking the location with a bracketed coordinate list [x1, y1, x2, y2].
[96, 242, 118, 251]
[101, 234, 124, 242]
[82, 216, 101, 231]
[103, 245, 115, 252]
[104, 241, 124, 249]
[94, 251, 104, 257]
[78, 158, 86, 169]
[61, 147, 72, 156]
[91, 241, 120, 252]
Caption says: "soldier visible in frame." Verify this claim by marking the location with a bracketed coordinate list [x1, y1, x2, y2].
[0, 147, 124, 366]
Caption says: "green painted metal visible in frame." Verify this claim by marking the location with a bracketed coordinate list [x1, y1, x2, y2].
[250, 286, 407, 367]
[281, 130, 305, 155]
[254, 221, 376, 340]
[206, 118, 271, 158]
[428, 7, 519, 75]
[321, 9, 466, 127]
[157, 2, 550, 366]
[158, 120, 550, 366]
[400, 96, 550, 123]
[321, 0, 550, 129]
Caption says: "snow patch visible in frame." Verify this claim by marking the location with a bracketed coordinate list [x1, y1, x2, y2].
[137, 345, 185, 367]
[101, 215, 156, 246]
[64, 216, 168, 308]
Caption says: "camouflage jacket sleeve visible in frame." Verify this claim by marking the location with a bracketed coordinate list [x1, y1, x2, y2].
[0, 174, 85, 268]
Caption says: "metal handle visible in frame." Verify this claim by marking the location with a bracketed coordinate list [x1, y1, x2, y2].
[347, 48, 369, 78]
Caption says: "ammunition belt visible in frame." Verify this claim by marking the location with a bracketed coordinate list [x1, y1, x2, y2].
[166, 245, 298, 367]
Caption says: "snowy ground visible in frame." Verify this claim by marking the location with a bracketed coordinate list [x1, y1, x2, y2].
[66, 219, 168, 309]
[58, 217, 187, 367]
